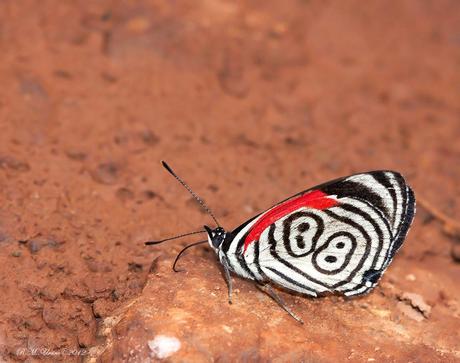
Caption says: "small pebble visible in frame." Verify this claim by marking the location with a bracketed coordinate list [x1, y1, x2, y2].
[11, 251, 21, 257]
[116, 187, 134, 202]
[398, 292, 431, 318]
[451, 244, 460, 263]
[28, 240, 44, 254]
[140, 130, 160, 146]
[142, 190, 157, 200]
[148, 335, 181, 359]
[91, 162, 119, 185]
[0, 232, 8, 243]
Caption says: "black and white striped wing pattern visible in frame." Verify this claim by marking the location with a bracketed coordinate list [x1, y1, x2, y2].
[226, 171, 415, 297]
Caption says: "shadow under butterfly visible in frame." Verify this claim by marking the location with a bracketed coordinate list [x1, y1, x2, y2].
[145, 161, 416, 323]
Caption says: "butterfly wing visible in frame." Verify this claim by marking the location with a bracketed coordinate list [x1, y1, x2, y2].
[223, 171, 415, 297]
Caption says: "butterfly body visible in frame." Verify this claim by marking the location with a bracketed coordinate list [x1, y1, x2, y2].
[205, 170, 415, 298]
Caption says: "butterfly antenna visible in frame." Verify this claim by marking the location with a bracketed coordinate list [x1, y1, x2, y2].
[161, 161, 221, 227]
[172, 240, 207, 272]
[145, 230, 205, 245]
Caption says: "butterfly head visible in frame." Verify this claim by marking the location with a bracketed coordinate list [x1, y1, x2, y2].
[204, 225, 226, 249]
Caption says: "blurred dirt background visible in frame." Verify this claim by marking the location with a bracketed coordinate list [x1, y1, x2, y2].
[0, 0, 459, 362]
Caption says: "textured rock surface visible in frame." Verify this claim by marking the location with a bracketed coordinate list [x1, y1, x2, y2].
[86, 248, 460, 362]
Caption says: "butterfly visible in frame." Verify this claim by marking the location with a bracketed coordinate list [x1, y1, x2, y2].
[146, 162, 416, 323]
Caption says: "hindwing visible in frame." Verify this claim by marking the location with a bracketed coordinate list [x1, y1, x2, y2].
[225, 171, 415, 297]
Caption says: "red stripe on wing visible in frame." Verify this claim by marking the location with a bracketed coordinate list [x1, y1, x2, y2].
[243, 190, 338, 254]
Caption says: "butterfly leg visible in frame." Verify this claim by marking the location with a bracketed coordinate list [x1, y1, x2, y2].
[221, 256, 233, 304]
[256, 283, 304, 324]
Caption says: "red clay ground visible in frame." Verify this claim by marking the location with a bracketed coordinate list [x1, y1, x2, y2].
[0, 1, 459, 362]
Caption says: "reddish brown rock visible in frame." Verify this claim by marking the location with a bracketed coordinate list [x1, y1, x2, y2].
[86, 253, 460, 362]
